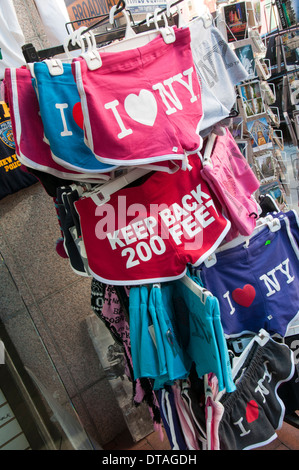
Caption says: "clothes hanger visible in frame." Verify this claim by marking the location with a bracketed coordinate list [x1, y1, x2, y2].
[109, 4, 137, 39]
[215, 329, 271, 402]
[203, 215, 282, 268]
[166, 0, 186, 28]
[98, 6, 176, 54]
[179, 272, 213, 305]
[82, 167, 151, 205]
[187, 6, 213, 29]
[199, 132, 217, 167]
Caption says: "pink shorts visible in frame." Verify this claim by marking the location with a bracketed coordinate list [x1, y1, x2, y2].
[4, 67, 110, 182]
[72, 27, 203, 167]
[201, 130, 260, 240]
[74, 155, 231, 285]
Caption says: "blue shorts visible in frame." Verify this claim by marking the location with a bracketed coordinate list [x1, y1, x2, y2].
[129, 285, 190, 388]
[196, 211, 299, 338]
[32, 62, 116, 174]
[161, 274, 235, 392]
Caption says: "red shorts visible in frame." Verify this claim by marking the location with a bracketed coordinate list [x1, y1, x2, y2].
[75, 155, 231, 285]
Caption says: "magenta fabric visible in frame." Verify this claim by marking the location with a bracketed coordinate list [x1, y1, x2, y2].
[72, 27, 203, 167]
[201, 130, 260, 240]
[4, 67, 108, 181]
[74, 155, 231, 285]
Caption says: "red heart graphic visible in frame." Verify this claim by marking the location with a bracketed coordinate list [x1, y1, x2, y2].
[72, 102, 84, 129]
[246, 400, 259, 423]
[232, 284, 256, 307]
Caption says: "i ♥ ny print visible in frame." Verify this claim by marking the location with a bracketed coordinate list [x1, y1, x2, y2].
[197, 212, 299, 338]
[72, 27, 204, 166]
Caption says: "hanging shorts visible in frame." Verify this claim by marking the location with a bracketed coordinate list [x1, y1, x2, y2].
[157, 387, 188, 450]
[273, 210, 299, 247]
[75, 155, 231, 285]
[129, 285, 191, 387]
[4, 67, 108, 182]
[32, 62, 117, 174]
[72, 27, 203, 167]
[200, 129, 260, 240]
[160, 274, 235, 392]
[196, 211, 299, 338]
[129, 285, 167, 380]
[188, 18, 248, 137]
[218, 333, 294, 450]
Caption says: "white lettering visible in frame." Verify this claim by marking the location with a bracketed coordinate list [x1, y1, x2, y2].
[276, 258, 295, 284]
[132, 220, 148, 240]
[233, 417, 251, 437]
[159, 208, 176, 228]
[181, 215, 202, 238]
[104, 99, 133, 139]
[55, 103, 72, 136]
[177, 68, 198, 103]
[107, 230, 126, 250]
[121, 225, 137, 245]
[259, 269, 281, 296]
[191, 184, 211, 205]
[223, 291, 236, 315]
[144, 216, 157, 235]
[121, 236, 166, 269]
[194, 206, 215, 228]
[259, 257, 295, 297]
[182, 194, 197, 211]
[152, 78, 182, 115]
[254, 361, 272, 403]
[169, 224, 184, 245]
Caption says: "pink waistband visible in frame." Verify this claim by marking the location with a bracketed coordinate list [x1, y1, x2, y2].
[74, 26, 191, 74]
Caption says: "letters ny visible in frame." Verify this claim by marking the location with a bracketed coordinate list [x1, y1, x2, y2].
[55, 67, 198, 139]
[104, 67, 198, 139]
[223, 257, 295, 315]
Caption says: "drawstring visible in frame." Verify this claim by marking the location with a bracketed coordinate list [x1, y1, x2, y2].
[182, 153, 193, 171]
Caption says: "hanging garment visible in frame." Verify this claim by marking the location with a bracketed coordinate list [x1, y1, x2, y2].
[200, 130, 260, 241]
[0, 0, 26, 79]
[180, 378, 207, 450]
[160, 274, 235, 393]
[172, 381, 201, 450]
[72, 27, 203, 167]
[33, 0, 71, 49]
[129, 285, 191, 388]
[277, 329, 299, 415]
[157, 387, 188, 450]
[188, 17, 248, 137]
[204, 374, 224, 450]
[4, 67, 110, 183]
[32, 62, 117, 174]
[74, 155, 231, 285]
[273, 210, 299, 247]
[129, 285, 167, 380]
[149, 285, 191, 389]
[56, 185, 90, 276]
[90, 280, 162, 425]
[197, 212, 299, 338]
[0, 101, 37, 199]
[218, 330, 294, 450]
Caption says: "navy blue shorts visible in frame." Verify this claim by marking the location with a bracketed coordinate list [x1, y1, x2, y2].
[196, 211, 299, 338]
